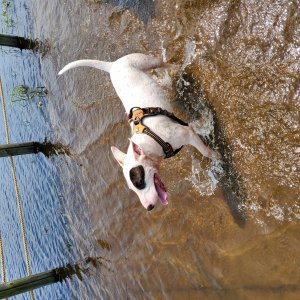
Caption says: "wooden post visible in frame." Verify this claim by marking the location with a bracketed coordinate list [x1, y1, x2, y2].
[0, 142, 43, 158]
[0, 141, 70, 158]
[0, 266, 74, 298]
[0, 34, 38, 50]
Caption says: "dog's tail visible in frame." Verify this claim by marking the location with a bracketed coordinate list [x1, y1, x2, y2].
[58, 59, 113, 75]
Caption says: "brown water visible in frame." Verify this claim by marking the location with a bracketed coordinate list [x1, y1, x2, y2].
[28, 0, 299, 299]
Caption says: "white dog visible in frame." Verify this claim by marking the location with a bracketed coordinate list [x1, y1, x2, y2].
[59, 53, 212, 211]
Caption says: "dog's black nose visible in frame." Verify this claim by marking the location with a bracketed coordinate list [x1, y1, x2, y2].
[147, 204, 154, 211]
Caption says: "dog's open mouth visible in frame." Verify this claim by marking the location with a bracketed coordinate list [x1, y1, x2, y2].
[154, 173, 168, 205]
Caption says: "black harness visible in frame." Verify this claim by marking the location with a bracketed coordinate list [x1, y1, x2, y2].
[128, 107, 188, 158]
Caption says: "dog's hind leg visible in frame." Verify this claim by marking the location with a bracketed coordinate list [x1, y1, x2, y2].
[121, 53, 165, 72]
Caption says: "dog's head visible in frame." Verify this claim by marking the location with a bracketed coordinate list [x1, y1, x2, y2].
[111, 140, 168, 211]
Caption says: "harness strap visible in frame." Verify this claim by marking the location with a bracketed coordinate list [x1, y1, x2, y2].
[128, 107, 188, 159]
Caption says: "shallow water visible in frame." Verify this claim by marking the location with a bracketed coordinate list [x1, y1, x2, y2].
[1, 0, 299, 299]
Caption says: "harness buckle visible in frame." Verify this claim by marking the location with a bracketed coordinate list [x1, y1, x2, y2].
[133, 109, 144, 119]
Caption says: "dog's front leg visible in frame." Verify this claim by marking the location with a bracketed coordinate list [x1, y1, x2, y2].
[187, 125, 212, 158]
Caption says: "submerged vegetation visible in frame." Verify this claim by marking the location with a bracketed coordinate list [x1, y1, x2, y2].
[2, 0, 13, 28]
[10, 85, 48, 105]
[10, 85, 48, 125]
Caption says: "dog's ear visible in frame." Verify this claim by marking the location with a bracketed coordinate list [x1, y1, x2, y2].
[111, 146, 126, 167]
[130, 140, 144, 156]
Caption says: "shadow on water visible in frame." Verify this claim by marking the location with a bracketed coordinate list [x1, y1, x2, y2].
[103, 0, 155, 23]
[174, 70, 247, 228]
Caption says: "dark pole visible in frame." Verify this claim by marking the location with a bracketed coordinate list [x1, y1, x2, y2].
[0, 142, 43, 158]
[0, 141, 69, 158]
[0, 34, 38, 50]
[0, 266, 75, 299]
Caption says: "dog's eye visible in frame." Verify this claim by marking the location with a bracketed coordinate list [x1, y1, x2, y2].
[129, 165, 146, 190]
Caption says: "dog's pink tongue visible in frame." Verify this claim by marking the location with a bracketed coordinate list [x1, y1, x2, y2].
[154, 173, 168, 205]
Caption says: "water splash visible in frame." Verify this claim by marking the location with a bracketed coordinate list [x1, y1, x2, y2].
[182, 39, 198, 70]
[186, 154, 223, 196]
[185, 106, 224, 196]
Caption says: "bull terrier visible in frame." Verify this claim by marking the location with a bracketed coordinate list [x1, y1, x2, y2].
[59, 53, 212, 211]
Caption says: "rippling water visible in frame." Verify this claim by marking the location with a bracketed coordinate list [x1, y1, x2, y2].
[0, 1, 76, 299]
[1, 0, 299, 299]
